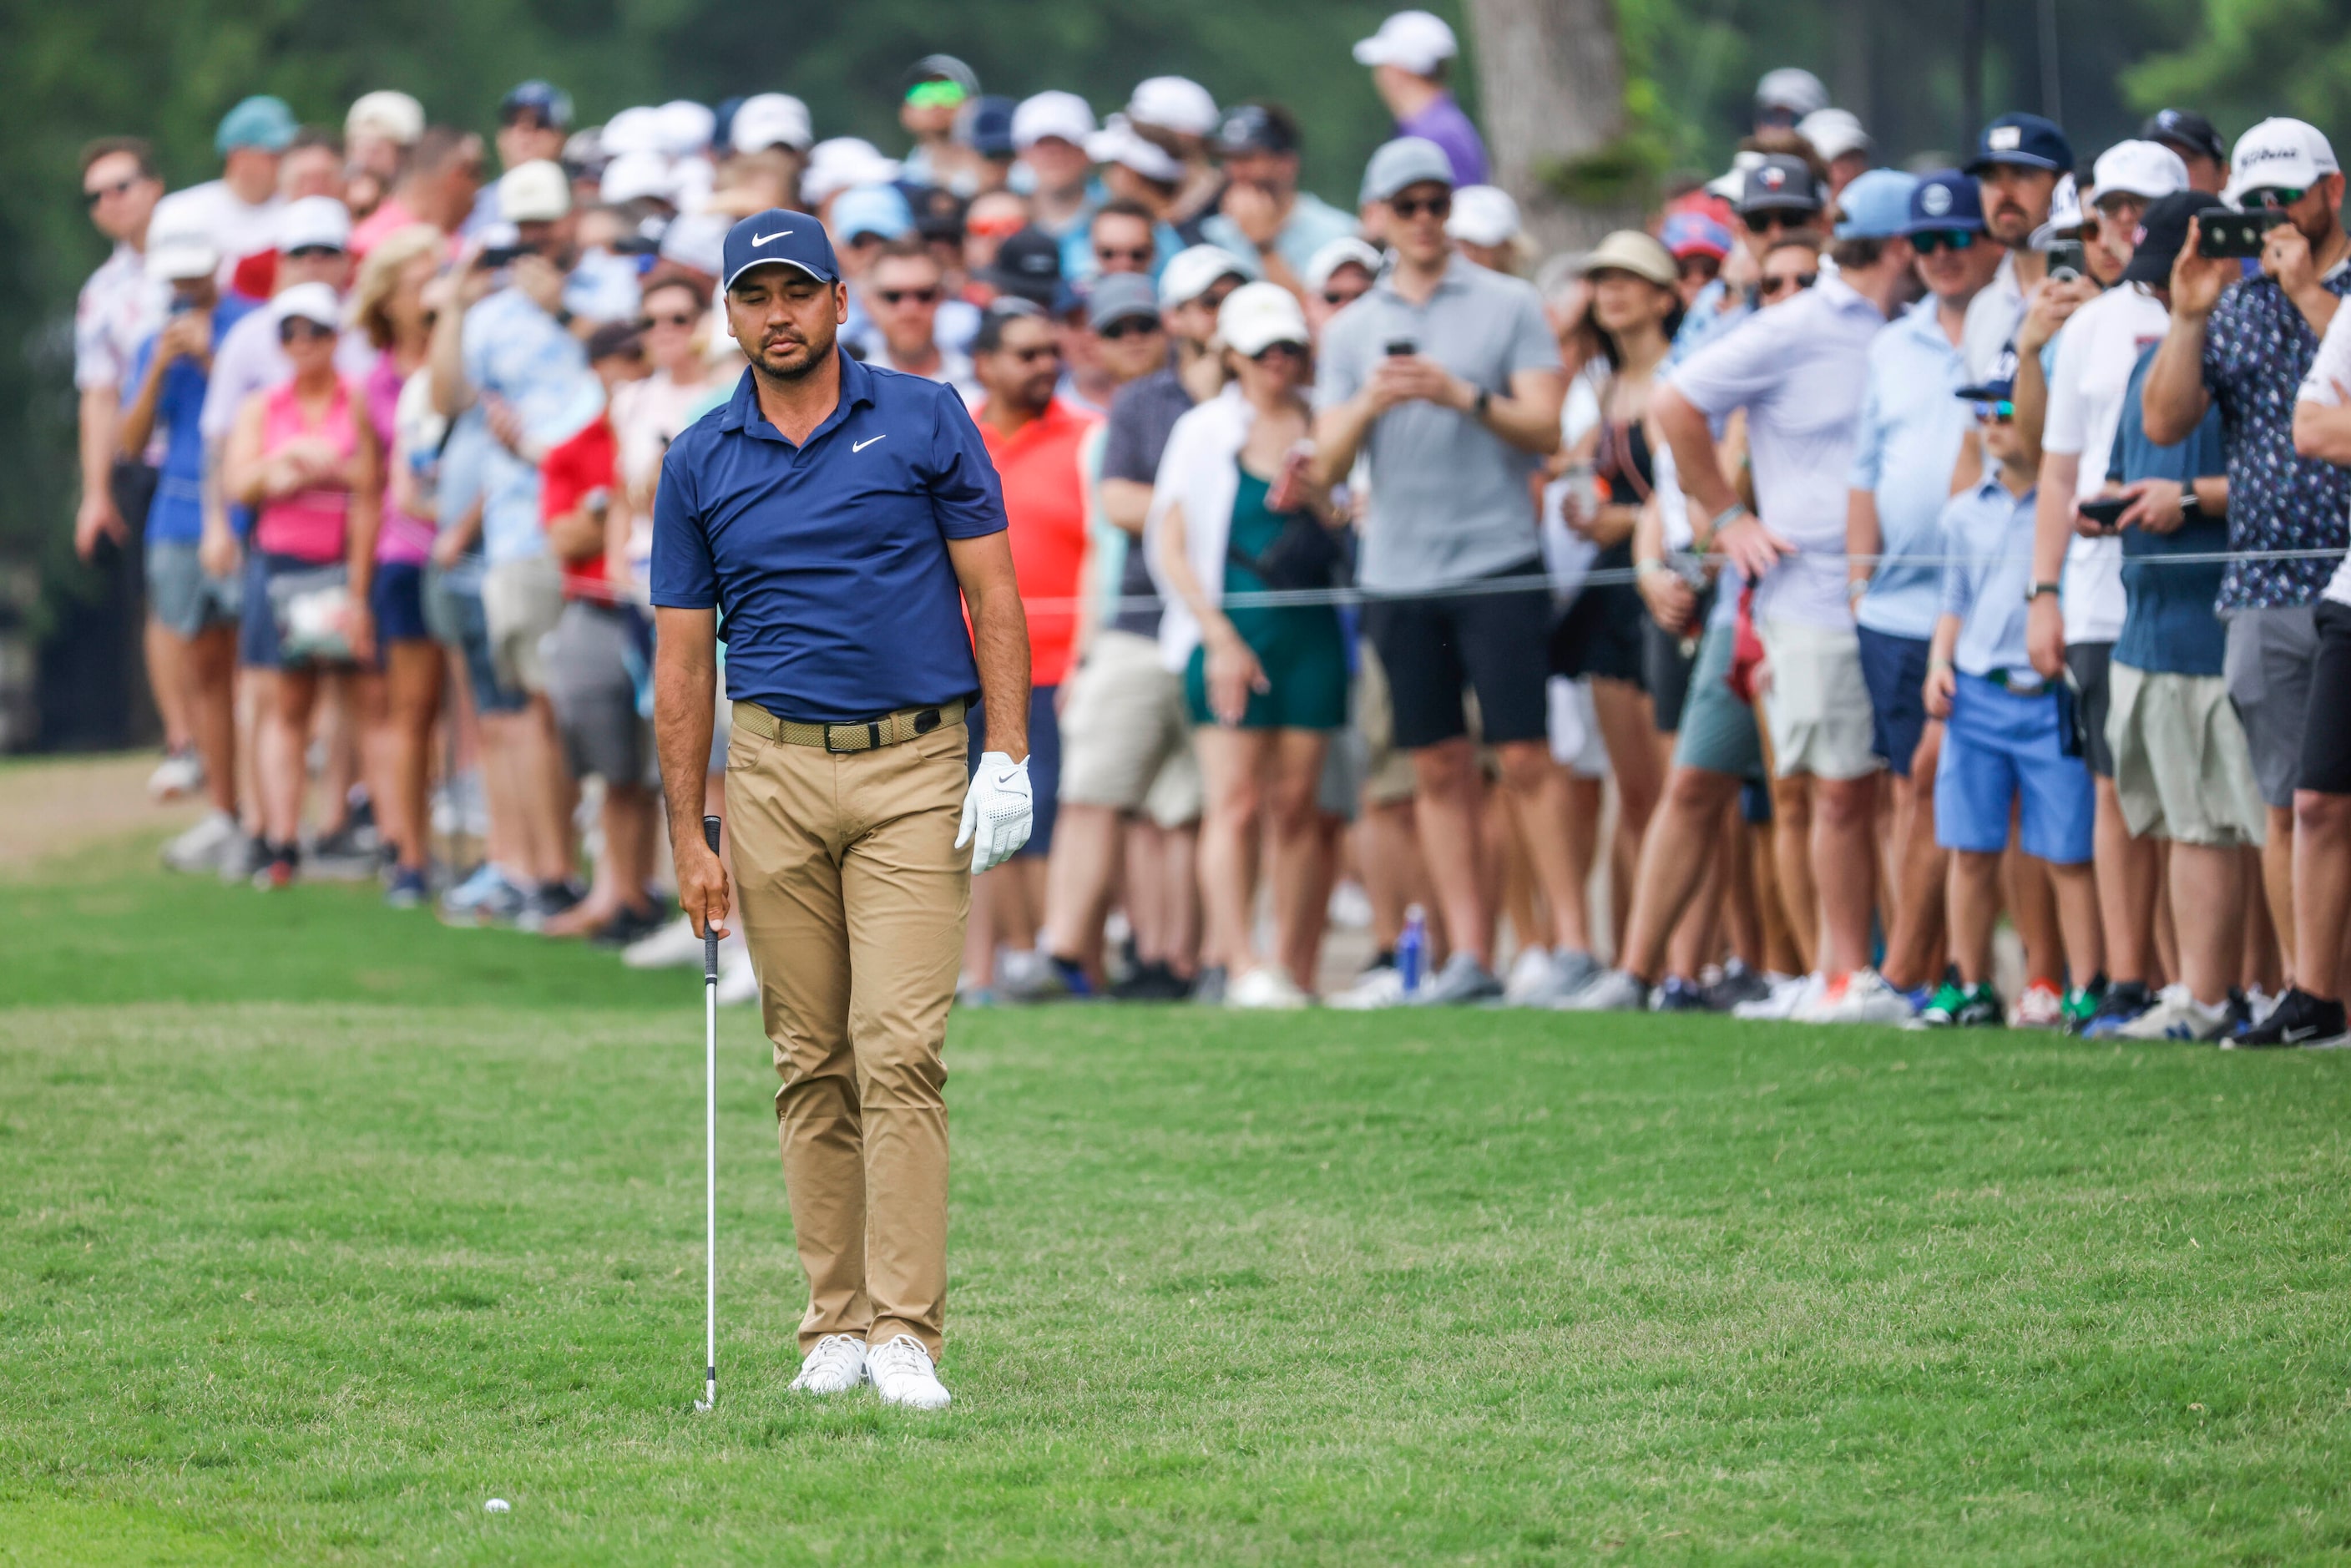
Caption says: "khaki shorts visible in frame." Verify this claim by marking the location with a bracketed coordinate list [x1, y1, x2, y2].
[482, 554, 564, 696]
[2107, 662, 2267, 848]
[1757, 618, 1880, 781]
[1056, 630, 1201, 828]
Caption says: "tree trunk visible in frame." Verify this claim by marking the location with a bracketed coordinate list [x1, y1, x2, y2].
[1461, 0, 1640, 254]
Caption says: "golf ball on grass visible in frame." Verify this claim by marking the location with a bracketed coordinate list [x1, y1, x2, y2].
[484, 1499, 511, 1514]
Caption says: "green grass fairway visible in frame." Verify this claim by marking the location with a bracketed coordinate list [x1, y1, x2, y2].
[5, 849, 2351, 1563]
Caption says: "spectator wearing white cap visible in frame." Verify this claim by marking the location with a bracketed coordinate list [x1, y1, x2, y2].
[1754, 68, 1830, 131]
[1123, 77, 1225, 238]
[344, 91, 424, 221]
[2021, 139, 2188, 1029]
[1085, 118, 1190, 274]
[114, 214, 250, 867]
[1200, 102, 1360, 300]
[1446, 185, 1526, 276]
[1354, 10, 1488, 187]
[801, 138, 903, 215]
[202, 197, 374, 460]
[1012, 91, 1102, 265]
[2144, 118, 2351, 1031]
[712, 96, 811, 217]
[1797, 108, 1873, 199]
[426, 159, 606, 924]
[1302, 236, 1382, 339]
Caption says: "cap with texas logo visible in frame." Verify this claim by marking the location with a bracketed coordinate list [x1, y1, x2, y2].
[1735, 154, 1825, 218]
[720, 209, 841, 293]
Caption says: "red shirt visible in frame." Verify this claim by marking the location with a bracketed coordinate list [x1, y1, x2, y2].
[974, 398, 1097, 687]
[541, 416, 619, 601]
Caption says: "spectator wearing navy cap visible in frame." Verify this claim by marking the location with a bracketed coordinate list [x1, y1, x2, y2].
[979, 225, 1063, 310]
[1200, 103, 1359, 297]
[498, 82, 573, 169]
[2141, 109, 2229, 195]
[1843, 168, 2005, 999]
[1960, 112, 2081, 382]
[1648, 168, 1923, 1026]
[651, 210, 1033, 1409]
[1919, 367, 2102, 1030]
[955, 96, 1019, 195]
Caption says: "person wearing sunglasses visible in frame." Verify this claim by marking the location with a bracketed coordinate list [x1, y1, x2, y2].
[1151, 283, 1348, 1009]
[1756, 236, 1823, 305]
[1667, 149, 1828, 368]
[1302, 236, 1382, 343]
[897, 54, 981, 195]
[961, 301, 1099, 1002]
[1014, 249, 1247, 1005]
[856, 238, 979, 406]
[1312, 136, 1570, 1006]
[1917, 372, 2101, 1030]
[1841, 169, 2004, 1007]
[2146, 117, 2351, 1050]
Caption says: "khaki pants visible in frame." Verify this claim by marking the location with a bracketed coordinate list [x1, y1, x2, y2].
[726, 711, 970, 1358]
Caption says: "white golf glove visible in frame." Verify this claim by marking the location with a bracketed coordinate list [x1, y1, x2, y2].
[956, 751, 1033, 874]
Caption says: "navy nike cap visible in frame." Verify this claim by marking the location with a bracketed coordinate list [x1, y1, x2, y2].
[721, 209, 839, 293]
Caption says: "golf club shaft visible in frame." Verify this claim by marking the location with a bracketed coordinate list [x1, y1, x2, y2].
[702, 814, 722, 1408]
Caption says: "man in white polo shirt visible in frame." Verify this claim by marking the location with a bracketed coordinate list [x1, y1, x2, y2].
[1655, 169, 1924, 1025]
[2025, 138, 2188, 1033]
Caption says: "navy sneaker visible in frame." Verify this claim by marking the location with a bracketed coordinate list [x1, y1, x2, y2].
[1651, 975, 1708, 1012]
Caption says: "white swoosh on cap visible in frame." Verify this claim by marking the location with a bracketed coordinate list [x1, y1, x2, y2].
[751, 230, 793, 245]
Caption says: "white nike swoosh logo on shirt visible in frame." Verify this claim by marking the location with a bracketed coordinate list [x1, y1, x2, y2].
[853, 436, 886, 453]
[751, 230, 793, 245]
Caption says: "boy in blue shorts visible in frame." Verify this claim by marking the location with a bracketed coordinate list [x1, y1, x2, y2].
[1919, 375, 2102, 1027]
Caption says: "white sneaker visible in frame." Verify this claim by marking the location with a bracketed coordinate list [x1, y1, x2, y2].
[1327, 880, 1373, 931]
[622, 915, 705, 970]
[1518, 949, 1603, 1007]
[147, 748, 205, 802]
[1734, 972, 1821, 1021]
[2009, 980, 2065, 1029]
[162, 810, 241, 874]
[2116, 984, 2232, 1043]
[1794, 969, 1915, 1025]
[1555, 967, 1649, 1012]
[1227, 965, 1312, 1009]
[1329, 965, 1407, 1010]
[715, 943, 759, 1006]
[867, 1333, 951, 1410]
[1503, 946, 1554, 1004]
[788, 1333, 869, 1395]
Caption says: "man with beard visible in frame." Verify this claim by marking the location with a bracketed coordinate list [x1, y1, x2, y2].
[1962, 113, 2087, 382]
[2147, 119, 2351, 1046]
[652, 211, 1034, 1409]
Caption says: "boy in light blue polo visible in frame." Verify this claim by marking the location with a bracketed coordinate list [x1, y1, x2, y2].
[1920, 377, 2101, 1028]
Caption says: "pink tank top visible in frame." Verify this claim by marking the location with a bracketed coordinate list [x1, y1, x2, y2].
[255, 377, 357, 564]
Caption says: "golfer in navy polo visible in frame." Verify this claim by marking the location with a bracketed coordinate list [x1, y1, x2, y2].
[652, 211, 1034, 1412]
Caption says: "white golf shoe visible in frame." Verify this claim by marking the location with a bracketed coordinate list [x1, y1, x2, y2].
[1227, 965, 1311, 1009]
[867, 1333, 952, 1410]
[787, 1333, 869, 1395]
[621, 915, 705, 970]
[162, 810, 242, 874]
[1793, 969, 1916, 1026]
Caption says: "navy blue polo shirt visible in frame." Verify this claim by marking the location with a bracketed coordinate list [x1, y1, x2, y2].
[652, 352, 1009, 723]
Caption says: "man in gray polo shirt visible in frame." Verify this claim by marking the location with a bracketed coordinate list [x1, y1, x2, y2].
[1313, 136, 1568, 1004]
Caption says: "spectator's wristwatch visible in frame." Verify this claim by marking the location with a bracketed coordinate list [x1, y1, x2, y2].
[2026, 580, 2062, 602]
[1472, 387, 1493, 421]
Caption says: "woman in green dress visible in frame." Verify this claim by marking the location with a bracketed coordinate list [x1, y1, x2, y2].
[1149, 283, 1347, 1009]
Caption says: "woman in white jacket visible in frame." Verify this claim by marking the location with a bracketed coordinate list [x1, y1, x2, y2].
[1148, 283, 1347, 1008]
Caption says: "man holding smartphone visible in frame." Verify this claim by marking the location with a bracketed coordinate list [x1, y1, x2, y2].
[2024, 139, 2190, 1033]
[2142, 118, 2351, 1017]
[1313, 135, 1567, 1005]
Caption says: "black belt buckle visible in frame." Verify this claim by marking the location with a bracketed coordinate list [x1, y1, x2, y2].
[823, 722, 862, 753]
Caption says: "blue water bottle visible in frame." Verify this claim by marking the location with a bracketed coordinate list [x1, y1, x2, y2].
[1398, 904, 1427, 997]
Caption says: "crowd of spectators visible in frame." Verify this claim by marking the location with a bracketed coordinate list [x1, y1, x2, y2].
[69, 14, 2351, 1044]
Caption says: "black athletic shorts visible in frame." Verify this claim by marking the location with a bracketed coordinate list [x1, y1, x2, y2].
[2300, 600, 2351, 796]
[1641, 590, 1711, 733]
[2064, 640, 2116, 780]
[1548, 542, 1647, 686]
[1362, 559, 1552, 751]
